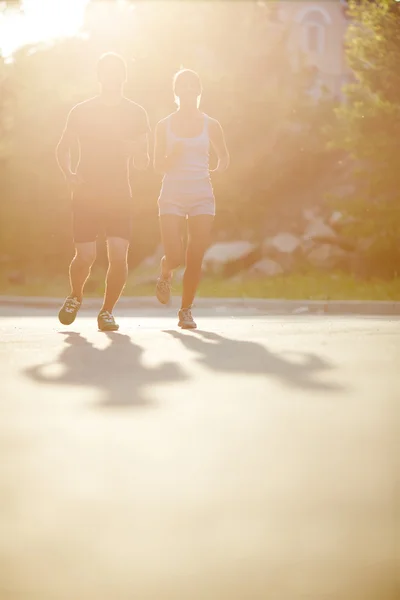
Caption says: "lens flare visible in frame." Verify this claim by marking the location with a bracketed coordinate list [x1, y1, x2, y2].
[0, 0, 90, 57]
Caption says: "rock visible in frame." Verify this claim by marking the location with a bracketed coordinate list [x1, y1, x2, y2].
[133, 275, 158, 286]
[203, 241, 256, 275]
[303, 208, 321, 222]
[329, 211, 357, 229]
[307, 244, 348, 269]
[222, 245, 262, 278]
[140, 255, 158, 269]
[136, 245, 164, 271]
[249, 258, 284, 277]
[301, 238, 317, 255]
[358, 237, 375, 253]
[305, 234, 355, 253]
[331, 235, 356, 252]
[141, 244, 163, 268]
[262, 233, 303, 274]
[329, 211, 344, 226]
[304, 218, 336, 241]
[268, 232, 301, 254]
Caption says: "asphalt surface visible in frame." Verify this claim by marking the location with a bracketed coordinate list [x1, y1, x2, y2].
[0, 306, 399, 600]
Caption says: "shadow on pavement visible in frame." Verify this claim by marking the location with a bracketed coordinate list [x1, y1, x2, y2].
[25, 331, 187, 408]
[164, 329, 343, 393]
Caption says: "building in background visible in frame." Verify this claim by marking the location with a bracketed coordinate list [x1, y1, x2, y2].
[274, 0, 352, 100]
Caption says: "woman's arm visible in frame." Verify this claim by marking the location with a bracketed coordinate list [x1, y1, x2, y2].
[153, 119, 184, 174]
[209, 118, 230, 173]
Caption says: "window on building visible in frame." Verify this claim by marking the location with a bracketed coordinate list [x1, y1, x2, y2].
[301, 10, 329, 55]
[307, 24, 320, 53]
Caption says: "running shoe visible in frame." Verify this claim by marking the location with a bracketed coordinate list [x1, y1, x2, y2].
[97, 310, 119, 332]
[58, 296, 81, 326]
[156, 276, 172, 305]
[178, 307, 197, 329]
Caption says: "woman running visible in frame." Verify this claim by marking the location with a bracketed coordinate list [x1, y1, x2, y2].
[153, 69, 230, 329]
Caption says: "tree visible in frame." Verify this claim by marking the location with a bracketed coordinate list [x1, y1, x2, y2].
[333, 0, 400, 276]
[0, 0, 335, 277]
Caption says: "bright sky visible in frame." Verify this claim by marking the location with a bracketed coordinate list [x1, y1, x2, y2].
[0, 0, 90, 58]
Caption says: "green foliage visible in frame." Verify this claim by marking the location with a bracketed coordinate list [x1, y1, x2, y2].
[333, 0, 400, 276]
[0, 0, 335, 274]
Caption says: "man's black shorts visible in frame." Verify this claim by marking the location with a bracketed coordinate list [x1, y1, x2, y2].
[72, 206, 132, 243]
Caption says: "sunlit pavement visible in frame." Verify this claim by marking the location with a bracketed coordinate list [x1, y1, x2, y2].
[0, 307, 398, 600]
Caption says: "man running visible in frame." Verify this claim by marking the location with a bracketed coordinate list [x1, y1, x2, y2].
[56, 52, 150, 331]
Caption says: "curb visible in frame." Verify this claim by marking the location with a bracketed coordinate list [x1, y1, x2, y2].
[0, 296, 399, 315]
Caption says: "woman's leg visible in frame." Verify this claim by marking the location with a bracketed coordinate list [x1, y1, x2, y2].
[159, 215, 186, 276]
[156, 215, 185, 305]
[181, 215, 214, 309]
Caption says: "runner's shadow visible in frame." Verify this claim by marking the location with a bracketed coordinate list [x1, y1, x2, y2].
[25, 331, 187, 409]
[164, 329, 343, 392]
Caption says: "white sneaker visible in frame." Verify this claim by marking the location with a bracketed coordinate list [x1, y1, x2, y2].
[178, 307, 197, 329]
[58, 295, 81, 325]
[156, 276, 172, 305]
[97, 310, 119, 332]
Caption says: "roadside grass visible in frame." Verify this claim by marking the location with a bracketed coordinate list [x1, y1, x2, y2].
[1, 267, 400, 301]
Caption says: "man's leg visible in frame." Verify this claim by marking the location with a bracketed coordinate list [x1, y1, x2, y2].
[101, 237, 129, 314]
[58, 204, 98, 326]
[58, 242, 96, 326]
[69, 242, 97, 302]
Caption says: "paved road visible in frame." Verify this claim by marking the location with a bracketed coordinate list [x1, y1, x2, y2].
[0, 307, 398, 600]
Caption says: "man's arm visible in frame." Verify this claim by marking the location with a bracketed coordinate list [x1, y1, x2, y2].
[128, 106, 150, 171]
[131, 132, 150, 171]
[56, 107, 81, 185]
[209, 119, 230, 172]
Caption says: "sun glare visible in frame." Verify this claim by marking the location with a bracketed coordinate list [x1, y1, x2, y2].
[0, 0, 90, 57]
